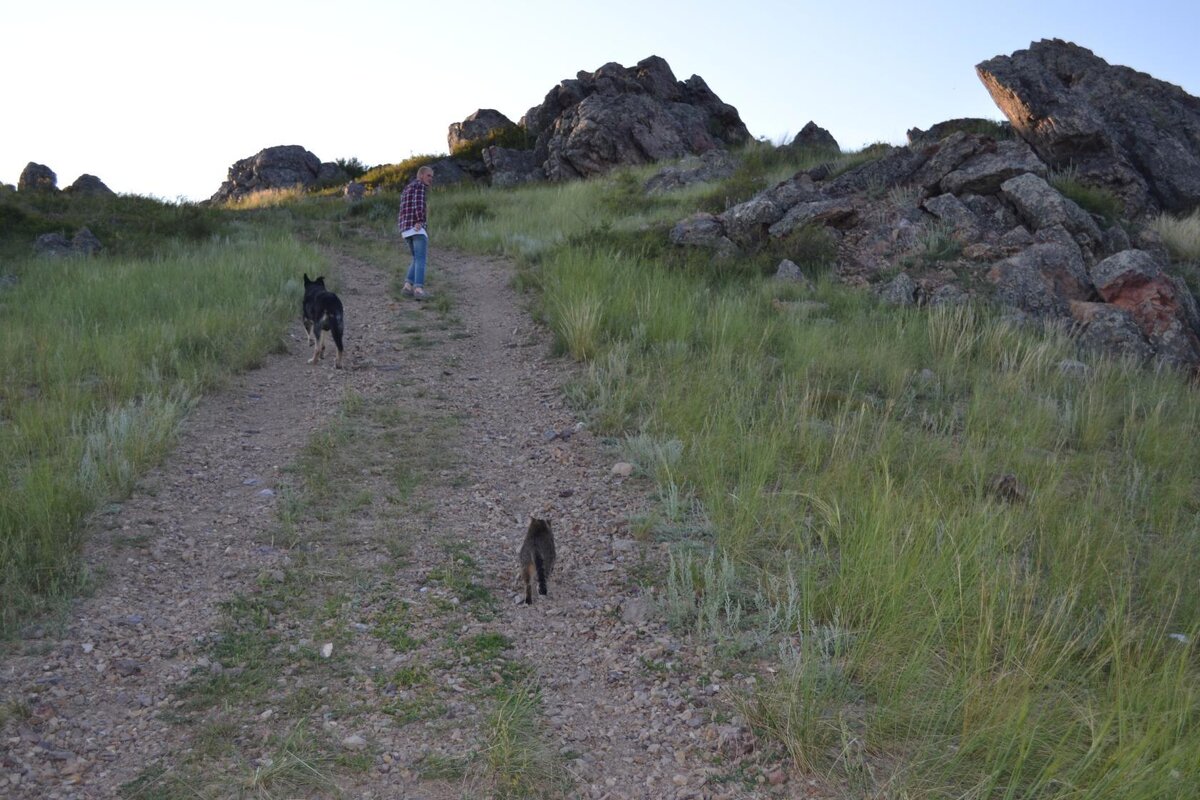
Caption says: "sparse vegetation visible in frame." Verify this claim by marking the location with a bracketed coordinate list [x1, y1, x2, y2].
[5, 139, 1199, 798]
[1153, 208, 1200, 263]
[1049, 165, 1126, 225]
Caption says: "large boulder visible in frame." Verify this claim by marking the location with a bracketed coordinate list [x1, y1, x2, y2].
[18, 162, 57, 193]
[520, 55, 751, 181]
[977, 39, 1200, 215]
[65, 174, 115, 197]
[210, 145, 347, 203]
[447, 109, 520, 154]
[1089, 249, 1200, 366]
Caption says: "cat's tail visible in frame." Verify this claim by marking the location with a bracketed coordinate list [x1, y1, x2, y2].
[523, 560, 536, 605]
[534, 552, 549, 597]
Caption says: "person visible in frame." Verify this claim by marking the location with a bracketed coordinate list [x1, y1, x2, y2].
[397, 165, 434, 299]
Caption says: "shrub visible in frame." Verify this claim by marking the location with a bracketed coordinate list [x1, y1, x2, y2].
[335, 157, 369, 180]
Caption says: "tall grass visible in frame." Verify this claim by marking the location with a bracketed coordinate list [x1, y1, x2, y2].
[0, 233, 316, 631]
[430, 158, 1200, 797]
[1152, 209, 1200, 263]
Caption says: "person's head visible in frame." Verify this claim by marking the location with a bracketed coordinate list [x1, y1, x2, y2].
[417, 166, 434, 186]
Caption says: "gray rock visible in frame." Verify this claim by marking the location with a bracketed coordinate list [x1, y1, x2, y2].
[879, 272, 918, 306]
[523, 55, 750, 181]
[18, 162, 57, 193]
[447, 108, 519, 154]
[65, 174, 115, 196]
[977, 38, 1200, 215]
[987, 241, 1095, 318]
[1000, 173, 1103, 249]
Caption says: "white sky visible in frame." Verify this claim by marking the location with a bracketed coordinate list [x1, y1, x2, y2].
[3, 0, 1197, 203]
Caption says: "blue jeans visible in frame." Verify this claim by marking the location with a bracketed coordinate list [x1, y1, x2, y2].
[405, 233, 428, 287]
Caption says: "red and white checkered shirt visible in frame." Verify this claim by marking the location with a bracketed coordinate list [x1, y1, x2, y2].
[396, 178, 428, 234]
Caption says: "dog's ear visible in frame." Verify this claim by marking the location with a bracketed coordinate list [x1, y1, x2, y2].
[303, 273, 312, 285]
[315, 276, 326, 285]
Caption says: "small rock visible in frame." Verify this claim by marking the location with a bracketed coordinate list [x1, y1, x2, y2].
[611, 462, 635, 478]
[114, 659, 141, 677]
[342, 734, 368, 751]
[321, 642, 333, 658]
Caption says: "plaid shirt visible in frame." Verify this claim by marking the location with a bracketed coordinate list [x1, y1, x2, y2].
[396, 178, 428, 233]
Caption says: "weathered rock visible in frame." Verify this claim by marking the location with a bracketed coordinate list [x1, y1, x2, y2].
[65, 174, 115, 196]
[787, 121, 839, 153]
[921, 193, 980, 235]
[1000, 172, 1103, 251]
[823, 146, 928, 197]
[210, 145, 345, 203]
[482, 146, 544, 188]
[977, 39, 1200, 215]
[720, 196, 784, 247]
[344, 181, 366, 201]
[987, 241, 1095, 318]
[522, 56, 750, 181]
[35, 232, 72, 257]
[643, 150, 736, 194]
[19, 162, 57, 193]
[1089, 249, 1200, 365]
[448, 109, 520, 154]
[907, 118, 1012, 147]
[773, 259, 815, 289]
[767, 199, 857, 238]
[1069, 301, 1154, 360]
[669, 212, 738, 258]
[72, 228, 103, 256]
[938, 139, 1047, 196]
[879, 272, 918, 306]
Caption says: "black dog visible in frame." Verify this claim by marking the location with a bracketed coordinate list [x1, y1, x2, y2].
[302, 274, 345, 368]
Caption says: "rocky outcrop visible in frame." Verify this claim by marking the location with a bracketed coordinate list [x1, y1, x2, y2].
[65, 174, 115, 197]
[18, 163, 57, 193]
[976, 39, 1200, 216]
[669, 111, 1200, 368]
[520, 55, 750, 181]
[787, 122, 840, 153]
[35, 228, 103, 257]
[448, 109, 520, 154]
[210, 145, 349, 203]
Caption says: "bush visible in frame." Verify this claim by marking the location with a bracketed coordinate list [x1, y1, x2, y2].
[360, 155, 442, 192]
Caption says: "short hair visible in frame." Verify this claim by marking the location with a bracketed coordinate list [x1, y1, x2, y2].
[417, 166, 434, 178]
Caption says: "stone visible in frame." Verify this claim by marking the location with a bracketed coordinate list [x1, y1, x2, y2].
[65, 174, 115, 196]
[447, 108, 519, 154]
[522, 55, 750, 181]
[18, 162, 57, 192]
[977, 38, 1200, 215]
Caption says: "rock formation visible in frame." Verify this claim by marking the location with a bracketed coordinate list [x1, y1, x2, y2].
[520, 55, 750, 182]
[447, 109, 520, 154]
[18, 163, 57, 193]
[210, 145, 349, 203]
[670, 119, 1200, 369]
[976, 39, 1200, 216]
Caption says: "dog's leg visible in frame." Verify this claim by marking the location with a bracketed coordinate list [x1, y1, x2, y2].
[309, 330, 323, 365]
[303, 318, 315, 347]
[332, 327, 344, 369]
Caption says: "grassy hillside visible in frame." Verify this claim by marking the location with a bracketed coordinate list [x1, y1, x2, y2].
[417, 155, 1200, 798]
[3, 143, 1199, 797]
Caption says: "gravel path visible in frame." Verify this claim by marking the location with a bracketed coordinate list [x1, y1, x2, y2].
[1, 244, 799, 799]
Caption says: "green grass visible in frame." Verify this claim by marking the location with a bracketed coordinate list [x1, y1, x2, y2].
[423, 155, 1200, 798]
[1153, 208, 1200, 263]
[1, 231, 312, 633]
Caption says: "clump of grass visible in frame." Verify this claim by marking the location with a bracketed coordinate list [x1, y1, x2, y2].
[1151, 209, 1200, 262]
[477, 682, 570, 799]
[1049, 166, 1125, 225]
